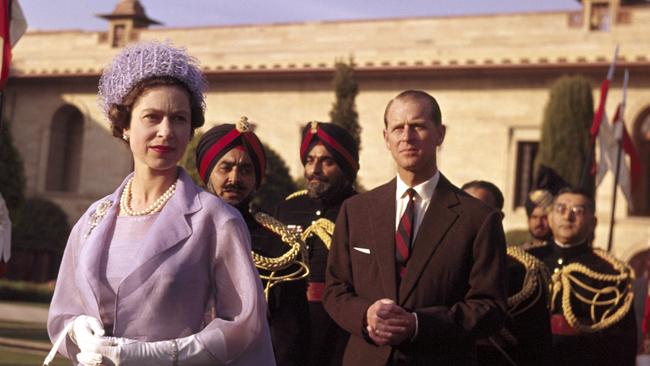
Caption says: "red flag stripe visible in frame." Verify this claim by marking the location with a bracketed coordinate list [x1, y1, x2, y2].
[0, 0, 11, 89]
[590, 79, 610, 140]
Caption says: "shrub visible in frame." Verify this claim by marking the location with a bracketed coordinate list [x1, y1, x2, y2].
[0, 121, 26, 217]
[0, 279, 54, 303]
[12, 198, 70, 253]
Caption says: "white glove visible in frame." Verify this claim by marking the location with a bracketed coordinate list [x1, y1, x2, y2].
[69, 316, 113, 353]
[77, 334, 215, 366]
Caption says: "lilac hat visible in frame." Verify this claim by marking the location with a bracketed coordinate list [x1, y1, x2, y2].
[98, 40, 207, 117]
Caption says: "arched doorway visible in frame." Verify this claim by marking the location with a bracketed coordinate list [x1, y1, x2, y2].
[45, 105, 84, 192]
[631, 107, 650, 216]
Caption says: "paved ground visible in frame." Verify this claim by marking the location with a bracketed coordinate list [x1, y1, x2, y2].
[0, 301, 51, 355]
[0, 301, 48, 323]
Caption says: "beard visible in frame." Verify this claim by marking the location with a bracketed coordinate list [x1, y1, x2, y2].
[529, 226, 551, 241]
[306, 173, 348, 201]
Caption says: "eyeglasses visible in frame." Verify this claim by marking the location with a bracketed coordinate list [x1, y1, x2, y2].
[553, 203, 589, 216]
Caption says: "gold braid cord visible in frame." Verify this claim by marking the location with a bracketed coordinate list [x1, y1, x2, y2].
[301, 218, 335, 250]
[506, 246, 551, 317]
[252, 213, 309, 300]
[550, 248, 635, 333]
[284, 190, 308, 200]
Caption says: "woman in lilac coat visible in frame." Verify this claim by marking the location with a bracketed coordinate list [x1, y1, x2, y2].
[45, 41, 274, 366]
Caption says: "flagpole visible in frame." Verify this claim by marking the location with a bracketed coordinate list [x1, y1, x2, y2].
[606, 69, 628, 252]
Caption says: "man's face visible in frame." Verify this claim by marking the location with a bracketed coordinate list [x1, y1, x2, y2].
[528, 206, 551, 241]
[304, 143, 348, 199]
[383, 97, 445, 177]
[548, 193, 596, 245]
[208, 148, 256, 206]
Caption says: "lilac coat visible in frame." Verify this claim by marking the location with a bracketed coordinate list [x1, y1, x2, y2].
[47, 170, 275, 365]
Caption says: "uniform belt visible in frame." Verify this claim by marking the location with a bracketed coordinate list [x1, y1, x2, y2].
[551, 314, 578, 336]
[307, 282, 326, 302]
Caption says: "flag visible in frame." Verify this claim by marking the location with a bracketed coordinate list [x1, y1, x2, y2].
[594, 70, 642, 209]
[0, 0, 27, 89]
[589, 46, 618, 175]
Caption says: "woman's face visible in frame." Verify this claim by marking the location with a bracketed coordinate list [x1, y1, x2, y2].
[123, 85, 192, 176]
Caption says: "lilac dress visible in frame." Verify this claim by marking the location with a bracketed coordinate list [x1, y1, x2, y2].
[47, 169, 275, 365]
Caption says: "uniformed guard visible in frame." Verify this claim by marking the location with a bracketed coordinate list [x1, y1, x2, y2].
[463, 180, 552, 366]
[275, 121, 359, 366]
[528, 187, 637, 366]
[196, 117, 310, 366]
[521, 189, 554, 250]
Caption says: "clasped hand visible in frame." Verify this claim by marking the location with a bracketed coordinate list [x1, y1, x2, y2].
[69, 315, 134, 366]
[365, 298, 416, 346]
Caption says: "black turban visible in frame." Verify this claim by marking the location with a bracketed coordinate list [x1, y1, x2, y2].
[300, 121, 359, 181]
[196, 118, 266, 187]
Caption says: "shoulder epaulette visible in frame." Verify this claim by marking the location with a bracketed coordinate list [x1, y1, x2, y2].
[252, 212, 309, 301]
[506, 246, 550, 316]
[285, 189, 308, 200]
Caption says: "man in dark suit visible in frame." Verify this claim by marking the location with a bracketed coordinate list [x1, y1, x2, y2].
[323, 90, 507, 365]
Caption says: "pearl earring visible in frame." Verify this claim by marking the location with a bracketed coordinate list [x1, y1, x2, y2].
[122, 134, 129, 142]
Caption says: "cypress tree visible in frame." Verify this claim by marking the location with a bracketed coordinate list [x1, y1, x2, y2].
[329, 57, 361, 151]
[534, 75, 595, 196]
[0, 122, 26, 216]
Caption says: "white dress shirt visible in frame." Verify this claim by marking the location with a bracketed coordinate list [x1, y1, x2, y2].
[395, 171, 440, 241]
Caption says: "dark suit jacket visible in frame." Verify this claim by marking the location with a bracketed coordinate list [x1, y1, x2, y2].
[323, 175, 507, 366]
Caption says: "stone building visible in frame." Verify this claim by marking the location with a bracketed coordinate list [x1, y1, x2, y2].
[4, 0, 650, 260]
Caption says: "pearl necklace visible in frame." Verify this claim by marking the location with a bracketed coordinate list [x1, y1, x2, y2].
[119, 177, 177, 216]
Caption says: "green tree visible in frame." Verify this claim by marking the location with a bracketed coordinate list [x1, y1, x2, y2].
[179, 131, 205, 187]
[329, 57, 361, 151]
[252, 144, 297, 213]
[534, 75, 595, 196]
[12, 198, 70, 253]
[0, 122, 26, 216]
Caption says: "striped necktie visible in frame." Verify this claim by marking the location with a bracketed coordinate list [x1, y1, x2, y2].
[396, 188, 416, 278]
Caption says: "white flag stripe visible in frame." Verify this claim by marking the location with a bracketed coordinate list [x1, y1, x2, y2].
[10, 0, 27, 47]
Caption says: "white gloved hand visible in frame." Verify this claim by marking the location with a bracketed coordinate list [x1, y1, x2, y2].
[76, 337, 136, 366]
[69, 316, 113, 353]
[82, 334, 214, 366]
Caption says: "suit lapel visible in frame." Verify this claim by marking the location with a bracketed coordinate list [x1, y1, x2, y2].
[398, 175, 460, 305]
[370, 179, 398, 301]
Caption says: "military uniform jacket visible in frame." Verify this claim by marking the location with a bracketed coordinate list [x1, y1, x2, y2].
[242, 210, 309, 366]
[274, 187, 356, 283]
[528, 242, 637, 366]
[499, 248, 552, 365]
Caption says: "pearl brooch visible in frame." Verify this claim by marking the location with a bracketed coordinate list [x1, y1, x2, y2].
[119, 177, 176, 216]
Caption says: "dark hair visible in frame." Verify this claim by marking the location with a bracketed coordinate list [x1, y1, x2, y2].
[384, 90, 442, 126]
[108, 76, 205, 138]
[461, 180, 505, 210]
[555, 187, 596, 213]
